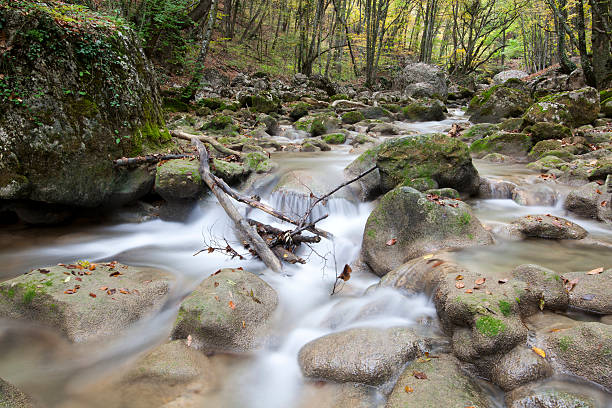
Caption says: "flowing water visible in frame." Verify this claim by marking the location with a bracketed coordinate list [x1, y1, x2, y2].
[0, 111, 611, 407]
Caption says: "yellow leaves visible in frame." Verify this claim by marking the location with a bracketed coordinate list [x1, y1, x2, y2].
[423, 254, 433, 260]
[532, 347, 546, 358]
[228, 300, 236, 310]
[404, 385, 414, 393]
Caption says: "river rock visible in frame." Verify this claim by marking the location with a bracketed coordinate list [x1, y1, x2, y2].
[370, 123, 399, 136]
[108, 167, 156, 209]
[460, 123, 499, 143]
[124, 340, 215, 387]
[401, 98, 446, 121]
[523, 101, 573, 128]
[298, 382, 377, 408]
[539, 87, 601, 127]
[490, 346, 553, 391]
[494, 70, 528, 84]
[0, 264, 170, 342]
[470, 132, 532, 158]
[172, 268, 278, 353]
[0, 6, 172, 209]
[507, 385, 600, 408]
[385, 354, 492, 408]
[561, 269, 612, 314]
[545, 322, 612, 391]
[564, 182, 610, 221]
[467, 85, 532, 123]
[298, 327, 431, 386]
[512, 264, 569, 313]
[0, 378, 33, 408]
[361, 187, 492, 276]
[509, 214, 588, 240]
[525, 122, 573, 143]
[155, 159, 205, 201]
[394, 62, 448, 99]
[359, 106, 391, 120]
[512, 185, 559, 207]
[478, 178, 517, 199]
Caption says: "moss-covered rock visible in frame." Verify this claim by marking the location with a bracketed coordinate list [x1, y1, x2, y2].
[288, 102, 310, 121]
[202, 114, 238, 135]
[460, 123, 499, 143]
[526, 122, 572, 143]
[359, 106, 391, 119]
[155, 159, 204, 201]
[401, 98, 446, 121]
[163, 98, 191, 113]
[239, 93, 280, 114]
[0, 4, 173, 209]
[469, 132, 532, 158]
[0, 263, 170, 342]
[321, 133, 346, 144]
[528, 140, 563, 161]
[302, 138, 331, 151]
[361, 187, 492, 276]
[172, 268, 278, 353]
[526, 155, 567, 172]
[341, 110, 364, 124]
[467, 85, 532, 123]
[212, 159, 248, 184]
[426, 187, 460, 199]
[498, 117, 526, 132]
[536, 87, 601, 127]
[373, 133, 481, 195]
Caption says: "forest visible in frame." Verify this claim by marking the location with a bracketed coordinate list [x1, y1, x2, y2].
[0, 0, 611, 407]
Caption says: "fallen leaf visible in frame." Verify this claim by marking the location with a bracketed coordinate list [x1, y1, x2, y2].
[596, 189, 602, 194]
[455, 281, 465, 289]
[338, 264, 352, 281]
[64, 289, 74, 294]
[229, 301, 236, 310]
[423, 254, 433, 260]
[242, 321, 246, 328]
[89, 293, 96, 298]
[109, 271, 122, 277]
[413, 371, 428, 379]
[455, 275, 464, 280]
[550, 328, 563, 332]
[386, 238, 397, 246]
[404, 385, 414, 393]
[119, 289, 130, 294]
[475, 277, 486, 285]
[498, 278, 508, 284]
[38, 269, 50, 274]
[214, 282, 219, 287]
[99, 286, 108, 291]
[532, 347, 546, 358]
[587, 267, 603, 275]
[602, 200, 608, 207]
[465, 289, 473, 294]
[430, 260, 444, 268]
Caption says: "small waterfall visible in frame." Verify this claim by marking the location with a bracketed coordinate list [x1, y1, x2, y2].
[266, 191, 359, 223]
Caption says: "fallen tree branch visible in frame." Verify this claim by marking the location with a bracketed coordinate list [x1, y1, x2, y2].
[113, 154, 195, 167]
[247, 219, 322, 245]
[172, 130, 244, 158]
[298, 165, 378, 228]
[192, 137, 283, 273]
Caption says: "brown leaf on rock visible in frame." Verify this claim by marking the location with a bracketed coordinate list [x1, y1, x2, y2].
[386, 238, 397, 246]
[89, 293, 96, 298]
[413, 371, 428, 379]
[430, 260, 444, 268]
[455, 275, 464, 280]
[229, 301, 236, 310]
[587, 267, 603, 275]
[214, 282, 219, 287]
[465, 289, 473, 294]
[475, 277, 486, 285]
[99, 286, 108, 291]
[38, 269, 50, 274]
[404, 385, 414, 393]
[109, 271, 122, 277]
[455, 281, 465, 289]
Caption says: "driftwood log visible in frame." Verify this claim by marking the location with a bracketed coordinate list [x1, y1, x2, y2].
[173, 130, 244, 158]
[113, 153, 195, 167]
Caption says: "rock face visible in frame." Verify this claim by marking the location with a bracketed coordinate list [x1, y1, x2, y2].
[0, 5, 171, 209]
[545, 322, 612, 391]
[394, 62, 448, 99]
[385, 354, 492, 408]
[561, 269, 612, 314]
[0, 263, 170, 342]
[361, 187, 492, 276]
[493, 70, 528, 84]
[467, 85, 532, 123]
[172, 268, 278, 353]
[509, 214, 588, 240]
[298, 327, 430, 385]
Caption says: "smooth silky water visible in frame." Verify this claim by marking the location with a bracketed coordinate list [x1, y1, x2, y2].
[0, 113, 610, 407]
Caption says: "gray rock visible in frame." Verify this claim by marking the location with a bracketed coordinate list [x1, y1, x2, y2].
[0, 264, 171, 342]
[370, 123, 399, 135]
[394, 62, 448, 99]
[468, 86, 532, 123]
[298, 327, 430, 385]
[298, 382, 377, 408]
[564, 182, 610, 220]
[490, 346, 553, 391]
[512, 264, 569, 313]
[478, 178, 517, 199]
[510, 214, 588, 240]
[470, 131, 532, 158]
[545, 322, 612, 390]
[0, 378, 33, 408]
[385, 354, 492, 408]
[107, 167, 155, 208]
[562, 269, 612, 314]
[155, 159, 205, 201]
[507, 385, 599, 408]
[512, 185, 558, 207]
[361, 187, 492, 276]
[401, 98, 446, 121]
[493, 70, 528, 84]
[172, 268, 278, 353]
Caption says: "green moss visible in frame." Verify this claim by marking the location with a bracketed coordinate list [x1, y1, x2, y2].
[310, 118, 326, 136]
[475, 315, 506, 337]
[341, 110, 364, 124]
[382, 104, 401, 113]
[458, 212, 471, 226]
[289, 102, 310, 121]
[69, 97, 99, 118]
[22, 287, 37, 304]
[366, 229, 376, 238]
[330, 94, 349, 102]
[163, 98, 190, 113]
[498, 300, 512, 316]
[198, 97, 238, 111]
[322, 133, 346, 144]
[559, 335, 573, 352]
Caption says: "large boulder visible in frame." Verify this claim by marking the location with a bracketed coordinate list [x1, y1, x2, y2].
[361, 187, 492, 276]
[490, 346, 553, 391]
[564, 182, 611, 222]
[401, 98, 446, 121]
[469, 132, 532, 158]
[467, 85, 532, 123]
[524, 87, 600, 128]
[561, 269, 612, 314]
[545, 322, 612, 391]
[0, 263, 171, 342]
[394, 62, 448, 99]
[0, 5, 172, 209]
[525, 122, 573, 143]
[298, 327, 431, 386]
[155, 159, 205, 201]
[172, 268, 278, 353]
[385, 354, 492, 408]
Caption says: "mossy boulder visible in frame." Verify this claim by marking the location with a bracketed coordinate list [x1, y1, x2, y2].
[536, 87, 600, 127]
[460, 123, 499, 143]
[509, 214, 588, 240]
[373, 133, 481, 195]
[602, 97, 612, 117]
[401, 98, 446, 121]
[341, 110, 364, 124]
[403, 177, 438, 192]
[498, 117, 526, 132]
[528, 140, 563, 161]
[523, 101, 573, 127]
[0, 5, 172, 209]
[386, 354, 493, 408]
[0, 263, 170, 342]
[289, 102, 310, 121]
[322, 133, 346, 144]
[361, 187, 493, 276]
[162, 98, 191, 113]
[525, 122, 572, 143]
[467, 85, 532, 123]
[526, 155, 567, 172]
[562, 268, 612, 314]
[239, 93, 280, 114]
[172, 268, 278, 353]
[202, 115, 238, 135]
[358, 106, 391, 120]
[212, 159, 249, 184]
[155, 159, 204, 201]
[469, 131, 532, 158]
[302, 138, 331, 151]
[425, 187, 460, 199]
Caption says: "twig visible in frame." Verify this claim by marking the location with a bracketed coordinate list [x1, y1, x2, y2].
[113, 154, 195, 167]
